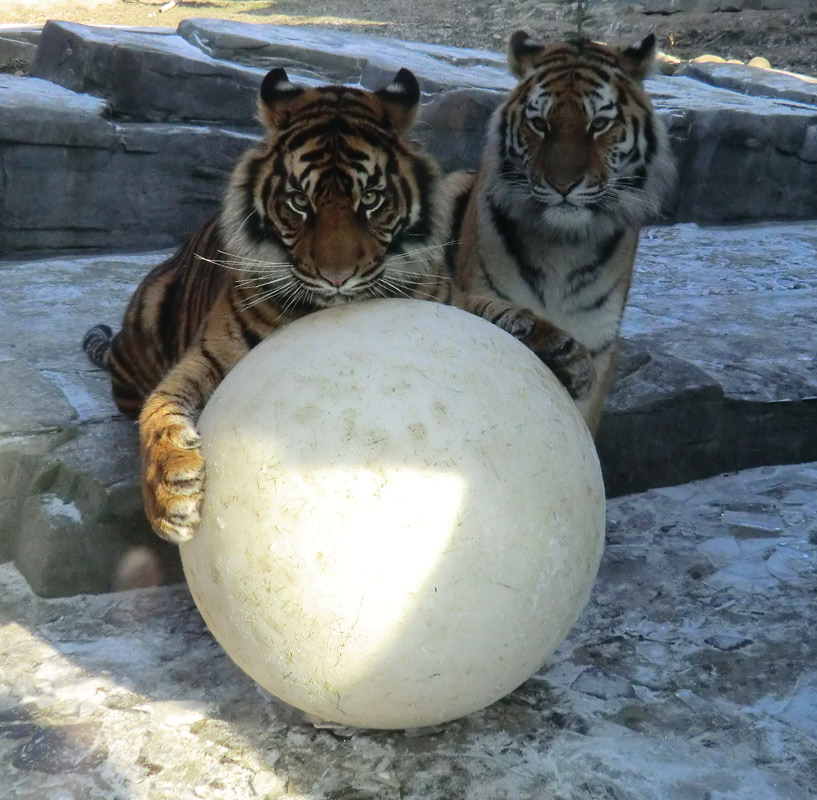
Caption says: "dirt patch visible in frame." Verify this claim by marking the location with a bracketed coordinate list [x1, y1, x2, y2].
[1, 0, 816, 76]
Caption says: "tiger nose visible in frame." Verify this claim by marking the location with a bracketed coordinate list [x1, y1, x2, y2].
[318, 266, 356, 288]
[552, 179, 579, 196]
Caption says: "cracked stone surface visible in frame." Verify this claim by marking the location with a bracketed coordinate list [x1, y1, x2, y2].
[1, 460, 815, 798]
[596, 222, 817, 495]
[625, 224, 817, 404]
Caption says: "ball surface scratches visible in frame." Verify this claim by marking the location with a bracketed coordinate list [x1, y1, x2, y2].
[180, 299, 605, 730]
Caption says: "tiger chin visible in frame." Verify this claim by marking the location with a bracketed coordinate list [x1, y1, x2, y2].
[453, 31, 676, 435]
[83, 67, 572, 544]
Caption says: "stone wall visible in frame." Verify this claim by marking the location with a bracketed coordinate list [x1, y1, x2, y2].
[2, 19, 817, 253]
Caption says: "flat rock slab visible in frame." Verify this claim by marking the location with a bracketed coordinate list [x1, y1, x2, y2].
[1, 221, 815, 595]
[597, 222, 817, 494]
[1, 459, 814, 797]
[647, 73, 817, 221]
[679, 60, 817, 107]
[625, 223, 817, 403]
[30, 21, 269, 124]
[0, 74, 257, 253]
[176, 17, 511, 94]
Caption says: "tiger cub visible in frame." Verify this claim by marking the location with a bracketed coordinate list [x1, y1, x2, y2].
[453, 32, 675, 434]
[83, 67, 578, 544]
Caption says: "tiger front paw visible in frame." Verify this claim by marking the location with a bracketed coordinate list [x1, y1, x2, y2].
[541, 333, 595, 400]
[517, 318, 595, 401]
[141, 422, 205, 544]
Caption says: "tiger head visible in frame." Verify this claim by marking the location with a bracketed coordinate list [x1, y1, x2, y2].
[221, 68, 447, 309]
[492, 31, 674, 233]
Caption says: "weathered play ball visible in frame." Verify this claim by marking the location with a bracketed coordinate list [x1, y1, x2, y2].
[180, 300, 605, 730]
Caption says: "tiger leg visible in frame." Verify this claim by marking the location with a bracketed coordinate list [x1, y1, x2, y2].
[81, 321, 164, 419]
[577, 345, 618, 437]
[139, 351, 218, 543]
[456, 293, 595, 401]
[83, 218, 228, 420]
[139, 313, 253, 543]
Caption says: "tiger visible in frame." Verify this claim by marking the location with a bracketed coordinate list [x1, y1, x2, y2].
[452, 31, 676, 435]
[83, 66, 589, 544]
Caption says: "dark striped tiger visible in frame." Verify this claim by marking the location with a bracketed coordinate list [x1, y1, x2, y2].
[453, 32, 675, 434]
[83, 67, 577, 544]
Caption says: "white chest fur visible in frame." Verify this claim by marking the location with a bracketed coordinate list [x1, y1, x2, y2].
[476, 193, 634, 355]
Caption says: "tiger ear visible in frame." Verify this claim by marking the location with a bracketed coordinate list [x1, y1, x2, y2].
[375, 68, 421, 131]
[620, 34, 657, 82]
[258, 67, 306, 129]
[508, 30, 544, 79]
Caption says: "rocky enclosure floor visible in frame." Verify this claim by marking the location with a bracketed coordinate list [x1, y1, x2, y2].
[2, 0, 817, 76]
[2, 459, 816, 799]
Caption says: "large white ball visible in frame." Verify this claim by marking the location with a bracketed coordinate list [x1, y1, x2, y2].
[180, 300, 605, 730]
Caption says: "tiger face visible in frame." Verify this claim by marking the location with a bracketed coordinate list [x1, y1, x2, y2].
[221, 68, 442, 309]
[495, 32, 673, 233]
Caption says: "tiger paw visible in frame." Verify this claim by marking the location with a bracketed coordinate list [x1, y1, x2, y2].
[140, 422, 205, 544]
[518, 322, 595, 401]
[541, 334, 595, 400]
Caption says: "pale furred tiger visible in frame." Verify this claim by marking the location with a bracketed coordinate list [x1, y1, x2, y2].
[453, 31, 676, 434]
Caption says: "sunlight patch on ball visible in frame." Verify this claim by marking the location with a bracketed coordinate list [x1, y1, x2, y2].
[179, 300, 605, 730]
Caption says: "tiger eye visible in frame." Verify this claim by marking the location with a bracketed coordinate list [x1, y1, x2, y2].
[589, 117, 615, 135]
[288, 192, 310, 211]
[360, 189, 382, 209]
[528, 116, 549, 135]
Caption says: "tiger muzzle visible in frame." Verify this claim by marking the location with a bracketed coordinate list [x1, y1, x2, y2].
[533, 114, 595, 197]
[303, 204, 381, 289]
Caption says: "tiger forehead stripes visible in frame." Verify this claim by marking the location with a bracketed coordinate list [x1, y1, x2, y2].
[221, 72, 442, 305]
[453, 31, 675, 434]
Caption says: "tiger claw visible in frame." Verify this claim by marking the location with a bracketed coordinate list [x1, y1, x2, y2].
[542, 334, 595, 400]
[150, 497, 202, 544]
[518, 325, 595, 400]
[141, 422, 206, 544]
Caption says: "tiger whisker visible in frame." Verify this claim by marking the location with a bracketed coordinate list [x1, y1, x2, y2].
[218, 261, 293, 272]
[235, 211, 259, 239]
[388, 256, 453, 271]
[375, 276, 412, 300]
[235, 273, 293, 290]
[215, 249, 295, 267]
[387, 272, 449, 289]
[195, 254, 294, 275]
[278, 284, 311, 320]
[387, 272, 449, 286]
[194, 254, 255, 273]
[498, 173, 530, 188]
[602, 185, 654, 214]
[368, 282, 391, 301]
[389, 240, 462, 259]
[238, 279, 297, 312]
[379, 276, 439, 302]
